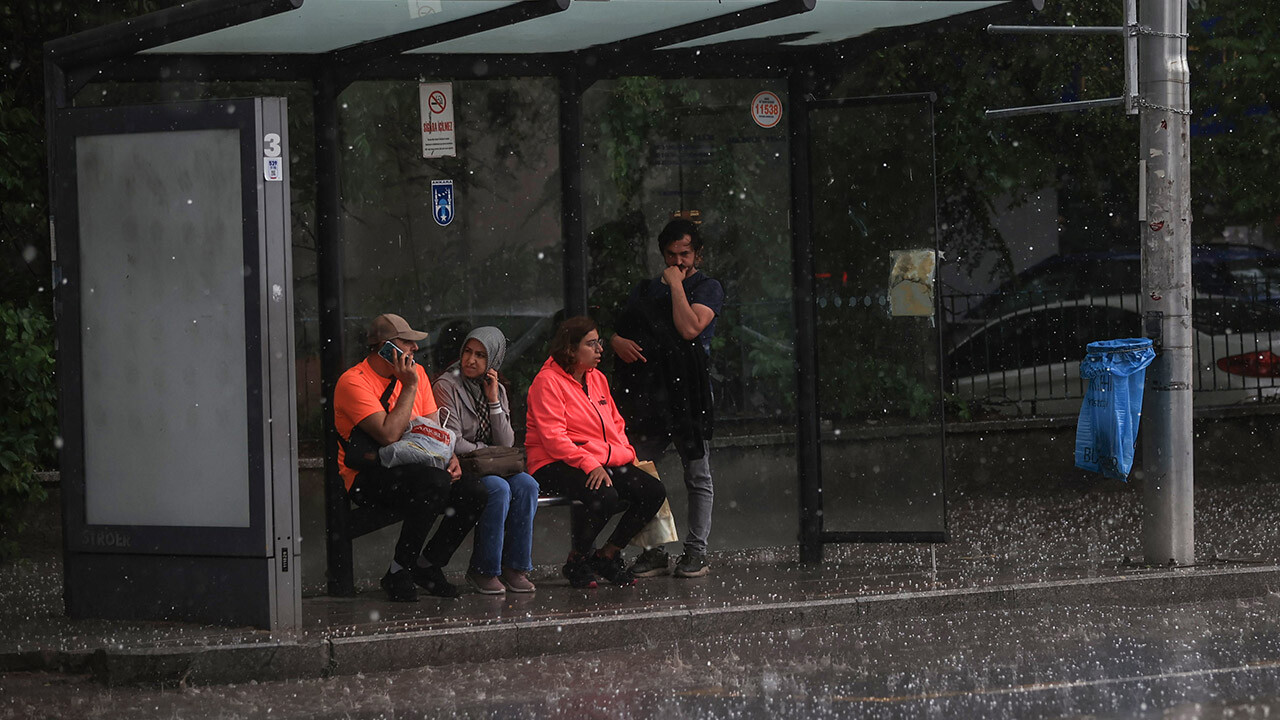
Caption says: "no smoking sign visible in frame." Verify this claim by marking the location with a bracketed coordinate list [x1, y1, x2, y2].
[428, 90, 447, 114]
[751, 91, 783, 129]
[419, 82, 457, 158]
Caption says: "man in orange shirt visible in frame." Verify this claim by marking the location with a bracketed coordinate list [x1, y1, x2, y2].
[334, 314, 486, 602]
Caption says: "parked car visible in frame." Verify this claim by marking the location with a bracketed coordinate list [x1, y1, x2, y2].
[954, 244, 1280, 326]
[947, 294, 1280, 415]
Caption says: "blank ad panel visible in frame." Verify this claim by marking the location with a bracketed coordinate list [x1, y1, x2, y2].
[77, 129, 251, 528]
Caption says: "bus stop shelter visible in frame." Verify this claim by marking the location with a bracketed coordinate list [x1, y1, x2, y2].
[45, 0, 1030, 629]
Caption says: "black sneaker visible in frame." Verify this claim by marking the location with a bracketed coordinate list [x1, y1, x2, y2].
[629, 547, 671, 578]
[590, 552, 637, 586]
[562, 555, 598, 589]
[674, 552, 710, 578]
[380, 568, 418, 602]
[410, 563, 461, 598]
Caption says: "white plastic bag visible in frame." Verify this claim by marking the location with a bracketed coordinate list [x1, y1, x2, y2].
[628, 461, 679, 547]
[378, 410, 457, 470]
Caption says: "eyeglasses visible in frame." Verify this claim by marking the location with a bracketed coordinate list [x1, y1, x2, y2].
[584, 338, 605, 350]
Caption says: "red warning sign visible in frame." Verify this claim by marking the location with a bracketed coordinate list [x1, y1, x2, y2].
[751, 91, 783, 128]
[428, 90, 447, 114]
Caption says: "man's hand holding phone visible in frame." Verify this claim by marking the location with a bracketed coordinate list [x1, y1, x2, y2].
[380, 340, 418, 387]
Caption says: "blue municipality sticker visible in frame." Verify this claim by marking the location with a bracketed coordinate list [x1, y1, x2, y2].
[432, 179, 455, 227]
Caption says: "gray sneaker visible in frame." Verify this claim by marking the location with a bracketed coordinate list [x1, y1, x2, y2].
[629, 547, 671, 578]
[673, 552, 710, 578]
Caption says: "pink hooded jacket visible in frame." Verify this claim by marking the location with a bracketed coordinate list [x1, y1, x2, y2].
[525, 356, 636, 474]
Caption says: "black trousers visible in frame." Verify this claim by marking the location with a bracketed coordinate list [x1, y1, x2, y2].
[533, 462, 666, 555]
[350, 463, 487, 570]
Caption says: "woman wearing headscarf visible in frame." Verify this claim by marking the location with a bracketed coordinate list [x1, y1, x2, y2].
[525, 316, 666, 589]
[432, 327, 539, 594]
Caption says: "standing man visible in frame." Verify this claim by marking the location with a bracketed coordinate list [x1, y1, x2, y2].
[611, 218, 724, 578]
[334, 313, 487, 602]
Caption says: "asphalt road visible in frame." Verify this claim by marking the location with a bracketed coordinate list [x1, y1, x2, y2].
[7, 593, 1280, 719]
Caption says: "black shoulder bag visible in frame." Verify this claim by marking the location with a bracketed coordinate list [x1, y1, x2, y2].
[338, 378, 397, 472]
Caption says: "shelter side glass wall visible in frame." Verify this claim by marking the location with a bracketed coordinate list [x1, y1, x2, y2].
[809, 100, 945, 534]
[336, 79, 562, 418]
[581, 78, 796, 433]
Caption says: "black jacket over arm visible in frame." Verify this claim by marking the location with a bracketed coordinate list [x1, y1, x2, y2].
[612, 279, 713, 460]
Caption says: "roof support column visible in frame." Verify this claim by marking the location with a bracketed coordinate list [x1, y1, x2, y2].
[314, 64, 355, 596]
[560, 66, 589, 317]
[788, 67, 823, 564]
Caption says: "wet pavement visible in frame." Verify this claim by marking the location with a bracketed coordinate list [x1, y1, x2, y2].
[6, 594, 1280, 718]
[3, 481, 1280, 690]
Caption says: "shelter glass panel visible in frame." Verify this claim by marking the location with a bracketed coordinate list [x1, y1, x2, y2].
[582, 78, 795, 431]
[582, 78, 797, 547]
[808, 98, 945, 535]
[337, 79, 562, 407]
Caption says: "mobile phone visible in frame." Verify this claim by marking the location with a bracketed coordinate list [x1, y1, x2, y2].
[378, 340, 407, 365]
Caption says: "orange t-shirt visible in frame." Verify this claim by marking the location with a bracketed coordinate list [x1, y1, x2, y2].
[333, 358, 437, 490]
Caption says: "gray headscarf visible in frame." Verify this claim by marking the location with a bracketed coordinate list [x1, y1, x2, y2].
[446, 326, 507, 444]
[463, 326, 507, 372]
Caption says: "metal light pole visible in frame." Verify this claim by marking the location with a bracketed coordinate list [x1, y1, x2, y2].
[1138, 0, 1194, 565]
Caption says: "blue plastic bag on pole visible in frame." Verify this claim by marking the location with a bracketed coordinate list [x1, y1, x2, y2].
[1074, 338, 1156, 481]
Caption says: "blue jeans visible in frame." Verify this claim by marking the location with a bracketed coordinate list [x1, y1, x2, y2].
[469, 472, 539, 575]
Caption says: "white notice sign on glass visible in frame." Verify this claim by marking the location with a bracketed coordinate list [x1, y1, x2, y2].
[420, 83, 456, 159]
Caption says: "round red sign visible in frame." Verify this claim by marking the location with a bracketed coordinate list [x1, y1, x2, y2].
[428, 90, 447, 115]
[751, 91, 783, 128]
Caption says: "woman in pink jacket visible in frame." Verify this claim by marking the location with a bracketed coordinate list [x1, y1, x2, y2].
[526, 316, 667, 589]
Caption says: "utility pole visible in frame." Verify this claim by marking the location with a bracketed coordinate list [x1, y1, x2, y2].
[1138, 0, 1194, 565]
[986, 0, 1195, 565]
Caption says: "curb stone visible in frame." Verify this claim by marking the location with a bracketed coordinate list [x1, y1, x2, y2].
[10, 565, 1278, 686]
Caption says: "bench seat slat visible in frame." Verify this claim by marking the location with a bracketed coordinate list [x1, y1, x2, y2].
[346, 495, 577, 538]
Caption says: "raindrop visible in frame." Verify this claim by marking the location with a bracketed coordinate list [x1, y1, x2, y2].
[21, 245, 37, 263]
[53, 436, 64, 450]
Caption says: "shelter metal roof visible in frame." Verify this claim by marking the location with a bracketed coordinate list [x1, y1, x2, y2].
[139, 0, 1009, 57]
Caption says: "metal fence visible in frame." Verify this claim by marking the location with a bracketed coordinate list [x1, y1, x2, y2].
[941, 288, 1280, 416]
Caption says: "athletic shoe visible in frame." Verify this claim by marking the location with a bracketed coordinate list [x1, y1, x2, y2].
[674, 552, 710, 578]
[562, 555, 599, 589]
[411, 563, 461, 598]
[380, 568, 418, 602]
[629, 546, 671, 578]
[466, 570, 505, 595]
[500, 568, 536, 593]
[589, 552, 637, 586]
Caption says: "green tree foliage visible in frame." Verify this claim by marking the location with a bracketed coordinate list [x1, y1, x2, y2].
[1, 1, 167, 307]
[835, 1, 1277, 283]
[1189, 4, 1279, 236]
[0, 302, 57, 560]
